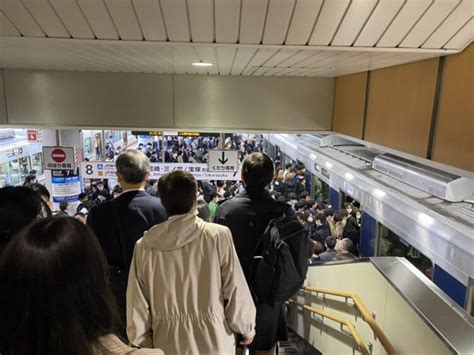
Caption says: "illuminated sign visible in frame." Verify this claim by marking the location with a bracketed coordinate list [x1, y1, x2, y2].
[177, 132, 220, 138]
[131, 131, 162, 136]
[6, 148, 23, 158]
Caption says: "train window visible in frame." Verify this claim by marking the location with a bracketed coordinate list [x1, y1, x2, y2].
[377, 224, 433, 279]
[313, 175, 329, 203]
[0, 162, 8, 187]
[31, 152, 43, 176]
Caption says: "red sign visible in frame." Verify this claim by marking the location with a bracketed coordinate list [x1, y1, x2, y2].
[51, 148, 66, 163]
[27, 130, 37, 141]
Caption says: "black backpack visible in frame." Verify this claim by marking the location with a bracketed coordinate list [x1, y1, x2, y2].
[250, 203, 310, 305]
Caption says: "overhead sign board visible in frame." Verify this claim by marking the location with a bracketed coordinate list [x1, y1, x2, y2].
[43, 146, 76, 170]
[131, 131, 162, 136]
[208, 150, 239, 173]
[80, 162, 240, 181]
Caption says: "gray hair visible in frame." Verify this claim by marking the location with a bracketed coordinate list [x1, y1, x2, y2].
[115, 150, 149, 184]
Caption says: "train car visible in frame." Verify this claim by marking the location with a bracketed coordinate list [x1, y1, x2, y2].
[264, 133, 474, 311]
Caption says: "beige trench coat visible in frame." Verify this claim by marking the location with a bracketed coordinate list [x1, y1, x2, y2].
[127, 213, 256, 355]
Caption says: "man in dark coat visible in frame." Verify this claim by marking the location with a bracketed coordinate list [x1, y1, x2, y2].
[87, 150, 167, 332]
[215, 152, 286, 355]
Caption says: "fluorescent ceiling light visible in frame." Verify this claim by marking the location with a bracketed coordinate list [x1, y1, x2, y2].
[325, 162, 332, 169]
[192, 62, 213, 67]
[345, 173, 353, 181]
[418, 213, 434, 226]
[310, 153, 317, 160]
[373, 188, 386, 198]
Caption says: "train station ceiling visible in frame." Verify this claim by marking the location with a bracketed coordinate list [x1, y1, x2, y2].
[0, 0, 472, 77]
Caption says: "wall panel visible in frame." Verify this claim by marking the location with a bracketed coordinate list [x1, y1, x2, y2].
[432, 43, 474, 171]
[365, 58, 439, 157]
[174, 75, 334, 131]
[0, 70, 6, 124]
[2, 70, 334, 132]
[332, 72, 367, 138]
[4, 70, 174, 128]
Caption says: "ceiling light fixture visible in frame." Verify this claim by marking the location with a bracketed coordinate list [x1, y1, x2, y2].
[192, 62, 213, 67]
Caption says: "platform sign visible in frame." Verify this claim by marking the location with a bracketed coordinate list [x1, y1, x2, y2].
[43, 146, 76, 170]
[208, 150, 239, 173]
[80, 162, 240, 181]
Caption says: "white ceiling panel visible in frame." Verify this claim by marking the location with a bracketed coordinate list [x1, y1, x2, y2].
[309, 0, 351, 45]
[354, 0, 405, 47]
[295, 50, 341, 68]
[188, 0, 214, 42]
[422, 0, 472, 48]
[0, 11, 20, 36]
[230, 47, 258, 75]
[77, 0, 119, 39]
[263, 66, 285, 76]
[49, 0, 94, 39]
[172, 46, 200, 73]
[444, 18, 473, 49]
[216, 47, 236, 75]
[332, 0, 378, 46]
[400, 0, 460, 48]
[1, 0, 46, 37]
[285, 0, 323, 45]
[239, 0, 268, 44]
[21, 0, 72, 37]
[263, 49, 299, 67]
[193, 46, 218, 74]
[244, 48, 277, 68]
[104, 0, 143, 40]
[277, 50, 318, 67]
[251, 66, 269, 76]
[262, 0, 295, 44]
[132, 0, 167, 41]
[215, 0, 240, 43]
[377, 0, 432, 47]
[160, 0, 190, 42]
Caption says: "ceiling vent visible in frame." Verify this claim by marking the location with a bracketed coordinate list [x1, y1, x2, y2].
[373, 153, 473, 202]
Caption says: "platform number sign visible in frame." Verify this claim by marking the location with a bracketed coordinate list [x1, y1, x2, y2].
[208, 150, 239, 173]
[43, 147, 76, 171]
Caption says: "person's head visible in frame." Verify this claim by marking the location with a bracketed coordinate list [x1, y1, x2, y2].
[324, 208, 334, 221]
[74, 212, 86, 224]
[148, 179, 157, 187]
[241, 152, 274, 189]
[275, 168, 284, 179]
[295, 199, 306, 212]
[346, 203, 353, 215]
[23, 174, 37, 186]
[115, 150, 150, 189]
[304, 211, 313, 224]
[79, 192, 88, 203]
[288, 193, 298, 203]
[313, 240, 325, 255]
[97, 189, 109, 202]
[29, 183, 53, 216]
[209, 191, 219, 204]
[315, 212, 326, 226]
[285, 163, 292, 170]
[28, 169, 37, 176]
[325, 236, 337, 250]
[59, 201, 69, 212]
[158, 170, 197, 216]
[344, 216, 358, 233]
[300, 191, 310, 201]
[339, 238, 353, 254]
[333, 211, 344, 223]
[0, 186, 43, 250]
[96, 181, 105, 191]
[0, 218, 118, 354]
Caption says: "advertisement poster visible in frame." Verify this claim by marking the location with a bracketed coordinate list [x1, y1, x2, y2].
[51, 170, 82, 215]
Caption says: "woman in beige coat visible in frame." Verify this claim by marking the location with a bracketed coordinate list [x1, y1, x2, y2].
[127, 170, 256, 355]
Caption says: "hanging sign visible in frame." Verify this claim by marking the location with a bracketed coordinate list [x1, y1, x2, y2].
[208, 150, 239, 172]
[80, 162, 240, 181]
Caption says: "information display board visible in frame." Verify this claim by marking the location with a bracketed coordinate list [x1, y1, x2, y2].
[51, 170, 82, 214]
[80, 162, 240, 181]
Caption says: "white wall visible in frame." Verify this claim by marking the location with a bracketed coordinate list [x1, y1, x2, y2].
[0, 69, 334, 132]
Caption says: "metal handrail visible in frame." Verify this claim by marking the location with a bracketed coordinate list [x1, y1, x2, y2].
[289, 299, 370, 355]
[303, 286, 397, 355]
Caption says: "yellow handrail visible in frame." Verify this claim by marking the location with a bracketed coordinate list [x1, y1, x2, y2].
[289, 299, 370, 355]
[303, 286, 397, 355]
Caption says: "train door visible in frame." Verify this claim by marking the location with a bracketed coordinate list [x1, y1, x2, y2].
[376, 224, 433, 280]
[339, 191, 362, 256]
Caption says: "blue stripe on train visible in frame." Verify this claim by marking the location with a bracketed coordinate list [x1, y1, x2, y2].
[433, 264, 467, 308]
[360, 213, 377, 257]
[329, 188, 339, 210]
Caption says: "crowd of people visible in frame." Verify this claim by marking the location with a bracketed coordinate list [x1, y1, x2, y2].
[0, 134, 361, 354]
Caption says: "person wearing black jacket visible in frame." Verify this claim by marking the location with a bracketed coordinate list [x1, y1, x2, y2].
[87, 150, 167, 333]
[215, 152, 287, 355]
